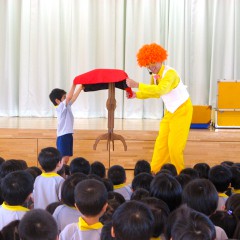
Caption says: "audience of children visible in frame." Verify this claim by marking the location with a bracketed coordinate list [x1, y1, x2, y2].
[2, 152, 240, 239]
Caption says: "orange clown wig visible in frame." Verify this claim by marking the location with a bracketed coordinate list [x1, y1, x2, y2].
[136, 43, 168, 67]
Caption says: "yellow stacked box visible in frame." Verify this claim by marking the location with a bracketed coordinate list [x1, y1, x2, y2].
[215, 80, 240, 128]
[191, 105, 212, 129]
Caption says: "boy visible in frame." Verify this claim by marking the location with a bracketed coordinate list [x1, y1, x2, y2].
[107, 165, 132, 200]
[208, 165, 232, 210]
[111, 200, 154, 240]
[33, 147, 64, 209]
[59, 179, 108, 240]
[0, 170, 34, 230]
[49, 83, 83, 164]
[18, 209, 58, 240]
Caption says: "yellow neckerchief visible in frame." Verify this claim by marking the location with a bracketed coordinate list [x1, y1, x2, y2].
[78, 217, 103, 231]
[151, 237, 161, 240]
[113, 183, 126, 190]
[232, 189, 240, 194]
[1, 202, 29, 212]
[218, 192, 228, 198]
[41, 172, 60, 178]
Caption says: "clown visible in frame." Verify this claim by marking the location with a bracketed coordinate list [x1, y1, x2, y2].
[126, 43, 193, 174]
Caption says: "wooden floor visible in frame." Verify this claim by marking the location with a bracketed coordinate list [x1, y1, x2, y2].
[1, 117, 240, 178]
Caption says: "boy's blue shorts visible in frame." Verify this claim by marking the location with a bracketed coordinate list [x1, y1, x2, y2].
[57, 133, 73, 157]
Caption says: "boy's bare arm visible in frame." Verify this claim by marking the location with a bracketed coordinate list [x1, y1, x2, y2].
[66, 83, 76, 105]
[71, 84, 83, 104]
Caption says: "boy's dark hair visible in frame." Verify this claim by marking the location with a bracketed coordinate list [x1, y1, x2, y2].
[112, 200, 154, 240]
[49, 88, 66, 106]
[25, 168, 38, 180]
[100, 191, 125, 224]
[175, 173, 191, 189]
[182, 178, 218, 216]
[45, 201, 62, 215]
[193, 163, 210, 179]
[1, 170, 34, 205]
[161, 163, 177, 176]
[132, 173, 153, 191]
[0, 220, 20, 240]
[18, 209, 58, 240]
[38, 147, 61, 172]
[90, 161, 106, 178]
[102, 178, 114, 192]
[208, 165, 232, 193]
[57, 164, 70, 179]
[100, 221, 115, 240]
[225, 193, 240, 220]
[221, 160, 234, 168]
[210, 210, 238, 238]
[165, 204, 216, 240]
[230, 165, 240, 190]
[134, 160, 151, 176]
[0, 159, 27, 178]
[74, 179, 108, 216]
[141, 197, 170, 238]
[150, 173, 182, 211]
[180, 167, 199, 180]
[61, 172, 88, 207]
[107, 165, 126, 185]
[70, 157, 91, 175]
[130, 188, 150, 201]
[28, 166, 42, 176]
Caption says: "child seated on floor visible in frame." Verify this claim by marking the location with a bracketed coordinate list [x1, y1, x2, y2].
[107, 165, 132, 200]
[18, 209, 58, 240]
[0, 170, 34, 230]
[53, 173, 88, 232]
[33, 147, 65, 209]
[111, 200, 154, 240]
[208, 164, 232, 210]
[59, 179, 108, 240]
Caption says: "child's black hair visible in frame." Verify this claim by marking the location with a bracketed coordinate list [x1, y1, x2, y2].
[132, 173, 153, 191]
[61, 172, 88, 207]
[45, 201, 62, 215]
[180, 167, 199, 180]
[0, 220, 20, 240]
[0, 159, 27, 178]
[74, 179, 108, 216]
[210, 210, 238, 238]
[161, 163, 177, 176]
[90, 161, 106, 178]
[175, 173, 191, 189]
[165, 204, 216, 240]
[18, 209, 58, 240]
[130, 188, 150, 201]
[208, 165, 232, 193]
[182, 178, 218, 216]
[38, 147, 61, 172]
[107, 165, 126, 185]
[112, 200, 154, 240]
[141, 197, 170, 238]
[134, 160, 151, 176]
[49, 88, 66, 106]
[193, 162, 210, 179]
[1, 170, 34, 205]
[70, 157, 91, 175]
[150, 173, 182, 211]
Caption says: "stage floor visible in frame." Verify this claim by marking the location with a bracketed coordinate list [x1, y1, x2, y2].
[1, 117, 240, 175]
[0, 117, 160, 131]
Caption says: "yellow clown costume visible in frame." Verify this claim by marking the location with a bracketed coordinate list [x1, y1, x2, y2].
[136, 43, 193, 174]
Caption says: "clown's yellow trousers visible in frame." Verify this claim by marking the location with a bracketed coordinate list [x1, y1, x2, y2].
[151, 98, 193, 174]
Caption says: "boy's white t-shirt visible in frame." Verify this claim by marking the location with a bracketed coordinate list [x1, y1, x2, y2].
[56, 100, 74, 137]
